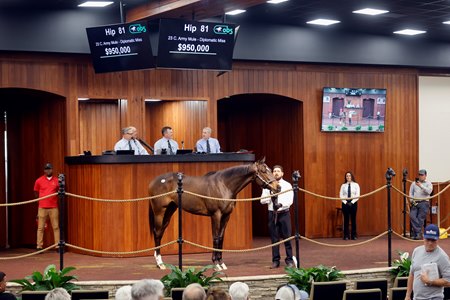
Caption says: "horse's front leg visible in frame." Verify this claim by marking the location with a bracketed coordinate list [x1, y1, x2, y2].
[210, 213, 222, 271]
[216, 213, 232, 270]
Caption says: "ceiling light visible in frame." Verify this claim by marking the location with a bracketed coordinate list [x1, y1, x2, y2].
[306, 19, 340, 26]
[393, 29, 426, 36]
[78, 1, 114, 7]
[225, 9, 246, 16]
[267, 0, 289, 4]
[78, 98, 90, 101]
[443, 21, 450, 25]
[144, 99, 162, 102]
[353, 8, 389, 15]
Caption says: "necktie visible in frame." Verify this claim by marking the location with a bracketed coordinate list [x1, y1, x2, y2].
[206, 139, 211, 153]
[167, 140, 174, 155]
[347, 183, 351, 198]
[128, 140, 132, 150]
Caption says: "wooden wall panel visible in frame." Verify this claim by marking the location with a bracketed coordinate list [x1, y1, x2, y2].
[66, 161, 252, 256]
[79, 100, 121, 155]
[0, 90, 66, 247]
[0, 52, 428, 243]
[218, 94, 305, 236]
[145, 100, 207, 151]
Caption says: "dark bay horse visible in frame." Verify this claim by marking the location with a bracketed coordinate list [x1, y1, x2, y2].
[148, 158, 280, 270]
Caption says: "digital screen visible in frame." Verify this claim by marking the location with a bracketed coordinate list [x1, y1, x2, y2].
[157, 19, 236, 71]
[86, 22, 155, 73]
[321, 87, 387, 132]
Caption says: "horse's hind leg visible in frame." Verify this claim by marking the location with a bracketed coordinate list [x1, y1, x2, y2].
[210, 212, 222, 270]
[152, 201, 178, 269]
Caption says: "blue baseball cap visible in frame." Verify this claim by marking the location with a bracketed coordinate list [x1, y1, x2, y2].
[424, 224, 439, 240]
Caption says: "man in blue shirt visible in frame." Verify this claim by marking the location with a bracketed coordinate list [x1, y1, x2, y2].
[195, 127, 221, 153]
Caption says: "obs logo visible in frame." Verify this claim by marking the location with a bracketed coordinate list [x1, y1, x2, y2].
[129, 24, 147, 34]
[213, 25, 233, 34]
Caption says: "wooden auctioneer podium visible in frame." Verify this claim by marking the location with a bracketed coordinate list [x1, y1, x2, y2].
[64, 153, 254, 257]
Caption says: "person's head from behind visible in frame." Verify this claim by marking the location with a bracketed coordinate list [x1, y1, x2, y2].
[229, 282, 249, 300]
[0, 271, 6, 293]
[131, 279, 164, 300]
[182, 283, 206, 300]
[116, 285, 132, 300]
[44, 288, 71, 300]
[161, 126, 173, 139]
[275, 284, 308, 300]
[206, 287, 228, 300]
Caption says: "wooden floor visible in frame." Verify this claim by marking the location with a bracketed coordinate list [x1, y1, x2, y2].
[1, 235, 449, 281]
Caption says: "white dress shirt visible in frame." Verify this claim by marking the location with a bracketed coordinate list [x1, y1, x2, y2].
[195, 138, 221, 153]
[114, 138, 149, 155]
[154, 137, 179, 155]
[339, 181, 360, 204]
[260, 178, 293, 211]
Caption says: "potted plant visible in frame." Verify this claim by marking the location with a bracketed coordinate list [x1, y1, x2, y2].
[390, 251, 411, 278]
[284, 265, 345, 294]
[160, 264, 224, 297]
[10, 264, 80, 292]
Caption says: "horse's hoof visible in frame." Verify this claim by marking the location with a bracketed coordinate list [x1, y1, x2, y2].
[220, 262, 227, 270]
[214, 264, 222, 271]
[154, 253, 165, 269]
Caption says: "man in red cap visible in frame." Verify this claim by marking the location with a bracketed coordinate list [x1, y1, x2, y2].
[34, 163, 59, 250]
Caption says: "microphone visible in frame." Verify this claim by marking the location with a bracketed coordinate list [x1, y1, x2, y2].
[181, 141, 184, 150]
[138, 138, 154, 153]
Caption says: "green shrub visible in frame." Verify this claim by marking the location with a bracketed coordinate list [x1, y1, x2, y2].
[378, 124, 385, 131]
[160, 264, 224, 296]
[355, 125, 362, 131]
[368, 125, 373, 131]
[10, 264, 79, 292]
[341, 126, 348, 131]
[327, 125, 334, 131]
[285, 265, 345, 293]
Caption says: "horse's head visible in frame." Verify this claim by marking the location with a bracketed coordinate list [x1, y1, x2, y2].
[253, 158, 280, 193]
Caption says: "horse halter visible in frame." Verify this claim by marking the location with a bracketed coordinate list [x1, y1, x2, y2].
[254, 165, 276, 190]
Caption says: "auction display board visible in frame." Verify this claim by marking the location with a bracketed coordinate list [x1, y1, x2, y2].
[157, 19, 236, 70]
[86, 21, 155, 73]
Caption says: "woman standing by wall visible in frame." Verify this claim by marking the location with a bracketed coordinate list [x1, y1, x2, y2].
[340, 171, 360, 240]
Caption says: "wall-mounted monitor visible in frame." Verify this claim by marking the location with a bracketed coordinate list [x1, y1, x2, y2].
[86, 21, 155, 73]
[321, 87, 387, 132]
[157, 19, 236, 71]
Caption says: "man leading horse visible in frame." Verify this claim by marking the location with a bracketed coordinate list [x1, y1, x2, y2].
[148, 158, 280, 271]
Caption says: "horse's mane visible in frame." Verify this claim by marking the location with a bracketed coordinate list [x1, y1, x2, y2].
[203, 170, 217, 177]
[203, 164, 251, 179]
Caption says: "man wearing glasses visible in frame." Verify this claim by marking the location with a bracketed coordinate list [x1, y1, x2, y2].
[406, 224, 450, 300]
[114, 126, 149, 155]
[409, 169, 433, 240]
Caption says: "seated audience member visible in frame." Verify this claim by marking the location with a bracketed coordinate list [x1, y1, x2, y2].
[229, 282, 249, 300]
[115, 285, 132, 300]
[154, 126, 179, 155]
[131, 279, 164, 300]
[195, 127, 221, 153]
[0, 272, 16, 300]
[114, 126, 149, 155]
[205, 287, 229, 300]
[182, 283, 206, 300]
[44, 288, 71, 300]
[275, 284, 308, 300]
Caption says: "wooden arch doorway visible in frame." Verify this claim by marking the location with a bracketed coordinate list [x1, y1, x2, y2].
[217, 93, 305, 237]
[0, 88, 66, 249]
